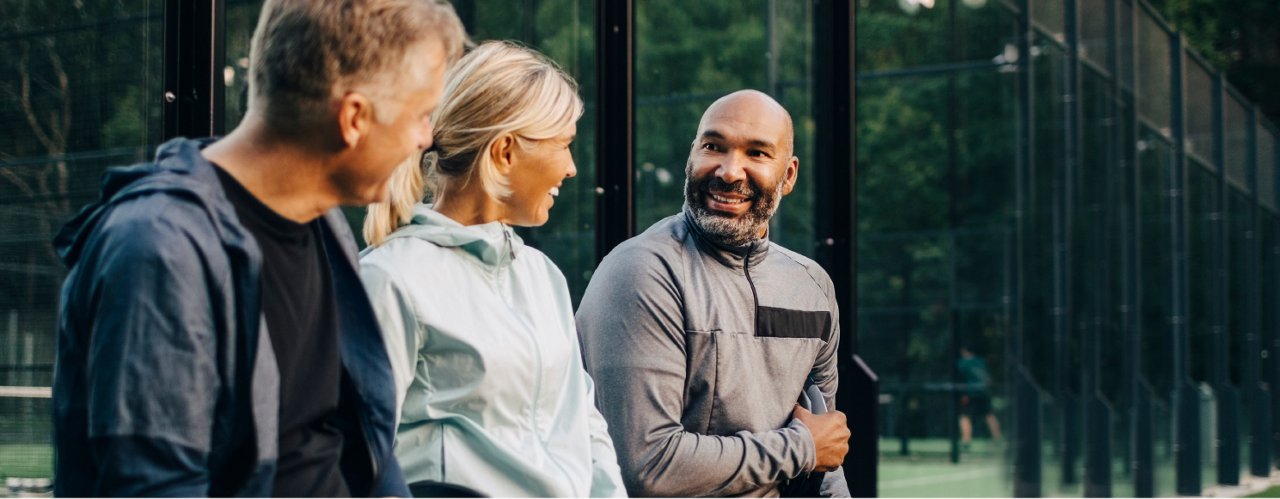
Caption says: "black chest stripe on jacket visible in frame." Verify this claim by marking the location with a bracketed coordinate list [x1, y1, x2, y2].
[756, 306, 833, 342]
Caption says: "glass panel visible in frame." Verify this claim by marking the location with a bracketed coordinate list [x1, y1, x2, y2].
[857, 65, 1016, 496]
[0, 0, 165, 484]
[1079, 0, 1109, 68]
[1258, 122, 1276, 212]
[955, 0, 1021, 68]
[1224, 94, 1250, 192]
[223, 0, 262, 130]
[457, 0, 598, 301]
[1137, 129, 1177, 495]
[857, 0, 1017, 74]
[634, 0, 816, 257]
[856, 0, 952, 73]
[1118, 0, 1135, 90]
[1136, 10, 1171, 133]
[1227, 188, 1254, 480]
[1033, 0, 1066, 43]
[1183, 56, 1216, 167]
[1186, 162, 1217, 388]
[1262, 216, 1280, 464]
[1078, 68, 1131, 495]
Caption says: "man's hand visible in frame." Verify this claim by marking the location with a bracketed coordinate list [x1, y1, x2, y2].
[793, 405, 850, 472]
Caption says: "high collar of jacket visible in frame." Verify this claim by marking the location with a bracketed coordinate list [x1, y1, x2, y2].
[54, 137, 257, 267]
[382, 203, 523, 267]
[681, 205, 769, 270]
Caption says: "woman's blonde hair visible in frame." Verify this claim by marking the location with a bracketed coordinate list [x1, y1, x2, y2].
[364, 40, 583, 246]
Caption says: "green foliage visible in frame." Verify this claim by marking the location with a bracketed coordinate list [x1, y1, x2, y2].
[1147, 0, 1280, 123]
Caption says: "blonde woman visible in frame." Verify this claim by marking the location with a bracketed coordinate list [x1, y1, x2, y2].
[359, 41, 626, 497]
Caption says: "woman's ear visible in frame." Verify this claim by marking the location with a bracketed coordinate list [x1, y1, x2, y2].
[488, 135, 516, 176]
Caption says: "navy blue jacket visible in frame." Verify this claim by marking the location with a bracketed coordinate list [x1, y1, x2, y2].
[52, 138, 410, 497]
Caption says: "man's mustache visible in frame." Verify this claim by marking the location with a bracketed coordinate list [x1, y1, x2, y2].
[699, 177, 759, 199]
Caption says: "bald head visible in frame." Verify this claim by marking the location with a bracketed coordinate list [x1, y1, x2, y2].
[683, 89, 800, 247]
[697, 90, 794, 157]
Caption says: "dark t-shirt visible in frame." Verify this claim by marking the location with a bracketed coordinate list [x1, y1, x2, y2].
[214, 166, 350, 497]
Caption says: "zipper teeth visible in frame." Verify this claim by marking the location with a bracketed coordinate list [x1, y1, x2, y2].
[745, 253, 760, 335]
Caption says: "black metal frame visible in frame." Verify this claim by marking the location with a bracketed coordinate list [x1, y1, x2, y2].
[594, 0, 635, 261]
[162, 0, 224, 139]
[813, 0, 875, 494]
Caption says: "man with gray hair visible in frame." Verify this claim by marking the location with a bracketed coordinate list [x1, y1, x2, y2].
[51, 1, 465, 495]
[578, 90, 852, 497]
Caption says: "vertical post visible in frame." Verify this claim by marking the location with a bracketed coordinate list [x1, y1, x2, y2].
[1117, 0, 1152, 494]
[1271, 125, 1280, 470]
[945, 0, 962, 467]
[1212, 71, 1239, 487]
[1055, 0, 1079, 486]
[1170, 34, 1202, 497]
[1012, 0, 1039, 494]
[814, 0, 874, 495]
[162, 0, 224, 139]
[595, 0, 634, 260]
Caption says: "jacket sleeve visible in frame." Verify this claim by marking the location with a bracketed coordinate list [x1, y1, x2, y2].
[82, 210, 219, 496]
[813, 273, 841, 431]
[577, 247, 815, 497]
[584, 371, 629, 497]
[359, 259, 423, 426]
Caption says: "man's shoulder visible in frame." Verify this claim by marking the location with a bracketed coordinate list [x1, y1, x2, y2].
[768, 242, 835, 293]
[104, 193, 219, 245]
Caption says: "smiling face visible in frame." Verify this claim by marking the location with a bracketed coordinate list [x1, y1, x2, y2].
[501, 124, 578, 227]
[684, 91, 798, 247]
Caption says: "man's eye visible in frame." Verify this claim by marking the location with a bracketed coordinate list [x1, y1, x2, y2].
[701, 143, 720, 152]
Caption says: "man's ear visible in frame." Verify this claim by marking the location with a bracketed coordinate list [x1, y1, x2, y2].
[337, 92, 374, 149]
[781, 156, 799, 196]
[488, 135, 516, 176]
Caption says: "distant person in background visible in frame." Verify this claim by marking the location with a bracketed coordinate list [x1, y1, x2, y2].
[50, 0, 464, 495]
[957, 346, 1002, 448]
[577, 90, 851, 497]
[360, 41, 627, 497]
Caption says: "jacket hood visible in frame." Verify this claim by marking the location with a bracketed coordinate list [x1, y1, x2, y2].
[53, 137, 243, 268]
[376, 203, 523, 267]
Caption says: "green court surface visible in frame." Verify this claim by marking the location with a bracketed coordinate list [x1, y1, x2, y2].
[1249, 486, 1280, 497]
[0, 439, 1194, 496]
[0, 444, 52, 480]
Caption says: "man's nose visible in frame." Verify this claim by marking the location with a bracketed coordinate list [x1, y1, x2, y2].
[715, 153, 747, 185]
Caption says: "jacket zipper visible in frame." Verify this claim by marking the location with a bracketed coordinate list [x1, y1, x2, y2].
[504, 229, 516, 262]
[744, 253, 760, 335]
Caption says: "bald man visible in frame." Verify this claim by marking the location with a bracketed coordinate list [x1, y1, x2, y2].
[577, 90, 852, 497]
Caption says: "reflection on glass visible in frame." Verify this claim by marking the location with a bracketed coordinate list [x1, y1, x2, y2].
[634, 0, 816, 255]
[453, 0, 598, 302]
[0, 0, 164, 481]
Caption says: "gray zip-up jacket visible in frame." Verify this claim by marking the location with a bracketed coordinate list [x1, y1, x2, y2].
[577, 209, 848, 497]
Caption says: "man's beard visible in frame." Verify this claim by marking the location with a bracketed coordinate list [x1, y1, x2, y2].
[683, 164, 784, 247]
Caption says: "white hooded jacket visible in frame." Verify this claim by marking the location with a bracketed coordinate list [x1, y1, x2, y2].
[359, 203, 626, 497]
